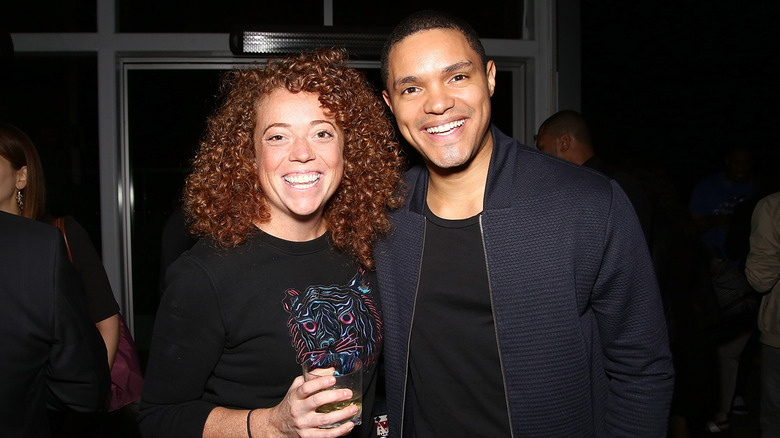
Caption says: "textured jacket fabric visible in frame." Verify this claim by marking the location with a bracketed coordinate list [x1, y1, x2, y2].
[0, 211, 110, 437]
[375, 126, 674, 437]
[746, 191, 780, 348]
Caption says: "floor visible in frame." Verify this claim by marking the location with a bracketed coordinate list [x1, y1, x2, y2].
[682, 343, 763, 438]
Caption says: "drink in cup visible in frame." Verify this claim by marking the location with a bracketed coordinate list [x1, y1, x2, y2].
[302, 352, 363, 428]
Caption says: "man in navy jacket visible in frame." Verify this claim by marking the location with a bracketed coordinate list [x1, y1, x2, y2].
[0, 211, 110, 437]
[376, 10, 674, 437]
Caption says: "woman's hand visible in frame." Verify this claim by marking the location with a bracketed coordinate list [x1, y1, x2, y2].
[263, 375, 358, 437]
[204, 375, 358, 438]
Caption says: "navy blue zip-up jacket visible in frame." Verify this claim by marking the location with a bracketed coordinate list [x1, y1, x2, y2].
[375, 125, 674, 437]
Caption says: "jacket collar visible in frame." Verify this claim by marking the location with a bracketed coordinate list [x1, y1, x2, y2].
[406, 124, 518, 215]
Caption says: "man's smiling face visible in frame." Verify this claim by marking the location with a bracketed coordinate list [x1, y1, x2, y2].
[382, 28, 496, 172]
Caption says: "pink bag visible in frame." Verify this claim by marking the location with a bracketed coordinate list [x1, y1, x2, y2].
[109, 315, 144, 411]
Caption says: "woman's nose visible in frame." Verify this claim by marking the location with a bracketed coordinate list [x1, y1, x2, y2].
[289, 138, 315, 162]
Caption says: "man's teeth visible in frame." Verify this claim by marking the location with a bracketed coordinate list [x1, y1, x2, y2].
[284, 174, 320, 188]
[426, 120, 464, 134]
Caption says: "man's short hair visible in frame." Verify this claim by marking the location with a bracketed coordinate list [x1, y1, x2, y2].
[539, 110, 592, 145]
[380, 10, 487, 88]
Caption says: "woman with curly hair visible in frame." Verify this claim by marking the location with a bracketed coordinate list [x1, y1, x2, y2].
[139, 48, 405, 438]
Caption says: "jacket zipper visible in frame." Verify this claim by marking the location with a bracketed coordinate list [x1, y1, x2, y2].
[479, 215, 515, 437]
[400, 218, 426, 436]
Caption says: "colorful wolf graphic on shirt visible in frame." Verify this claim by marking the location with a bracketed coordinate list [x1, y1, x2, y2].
[282, 268, 382, 367]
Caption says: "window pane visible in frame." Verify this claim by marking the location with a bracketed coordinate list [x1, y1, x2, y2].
[127, 68, 225, 319]
[0, 54, 101, 244]
[491, 70, 514, 137]
[333, 0, 525, 39]
[0, 0, 96, 32]
[119, 0, 324, 33]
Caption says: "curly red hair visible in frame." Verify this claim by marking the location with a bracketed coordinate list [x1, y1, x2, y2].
[183, 48, 405, 269]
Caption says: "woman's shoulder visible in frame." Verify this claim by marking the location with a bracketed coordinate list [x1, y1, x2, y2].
[177, 232, 268, 271]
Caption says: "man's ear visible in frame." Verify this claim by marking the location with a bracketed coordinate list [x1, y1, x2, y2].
[486, 60, 497, 97]
[557, 133, 571, 153]
[15, 165, 27, 190]
[382, 90, 394, 113]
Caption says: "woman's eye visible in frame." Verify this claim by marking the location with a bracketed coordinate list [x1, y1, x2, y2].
[315, 130, 333, 139]
[266, 134, 284, 142]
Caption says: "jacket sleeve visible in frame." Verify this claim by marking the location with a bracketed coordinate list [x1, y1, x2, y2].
[593, 181, 675, 437]
[746, 195, 780, 293]
[138, 254, 224, 438]
[47, 233, 112, 412]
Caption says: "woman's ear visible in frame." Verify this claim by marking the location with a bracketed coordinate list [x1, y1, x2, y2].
[15, 165, 27, 190]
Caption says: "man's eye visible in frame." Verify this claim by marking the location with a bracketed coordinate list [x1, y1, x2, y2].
[452, 74, 467, 82]
[401, 86, 419, 95]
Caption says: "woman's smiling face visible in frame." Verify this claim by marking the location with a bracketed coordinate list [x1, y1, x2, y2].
[253, 89, 344, 239]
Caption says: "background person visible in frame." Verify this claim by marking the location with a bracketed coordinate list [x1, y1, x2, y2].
[745, 190, 780, 438]
[0, 121, 136, 435]
[689, 145, 757, 432]
[689, 145, 755, 260]
[0, 122, 121, 369]
[138, 48, 404, 438]
[0, 210, 111, 437]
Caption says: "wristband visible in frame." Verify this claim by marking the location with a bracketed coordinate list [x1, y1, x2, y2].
[246, 409, 255, 438]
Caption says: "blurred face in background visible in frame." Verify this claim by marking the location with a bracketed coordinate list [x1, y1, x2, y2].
[724, 148, 753, 184]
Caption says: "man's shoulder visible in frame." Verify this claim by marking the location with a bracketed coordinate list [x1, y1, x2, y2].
[493, 135, 613, 190]
[492, 125, 606, 175]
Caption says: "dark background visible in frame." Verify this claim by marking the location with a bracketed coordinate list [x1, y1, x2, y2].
[581, 1, 780, 198]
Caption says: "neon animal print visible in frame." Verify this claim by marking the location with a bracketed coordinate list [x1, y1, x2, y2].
[283, 268, 382, 367]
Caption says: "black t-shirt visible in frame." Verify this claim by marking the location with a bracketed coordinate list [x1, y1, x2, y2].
[57, 216, 120, 322]
[408, 207, 511, 437]
[140, 231, 383, 438]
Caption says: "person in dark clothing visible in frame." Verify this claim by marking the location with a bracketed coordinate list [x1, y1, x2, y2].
[0, 122, 121, 368]
[1, 121, 134, 436]
[535, 109, 654, 247]
[157, 206, 197, 296]
[139, 48, 405, 438]
[0, 211, 111, 437]
[689, 146, 757, 432]
[376, 10, 674, 437]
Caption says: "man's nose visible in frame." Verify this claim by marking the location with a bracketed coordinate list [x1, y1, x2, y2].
[423, 84, 455, 115]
